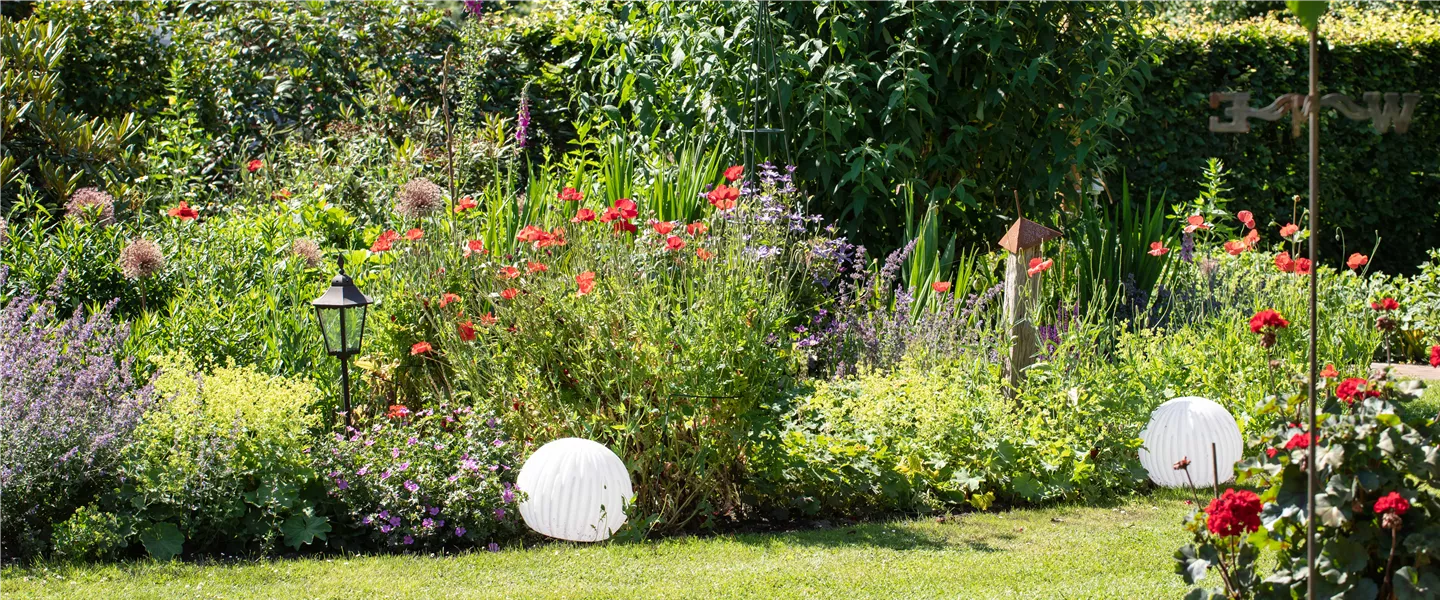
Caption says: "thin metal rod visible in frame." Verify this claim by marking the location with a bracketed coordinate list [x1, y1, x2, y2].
[340, 355, 353, 429]
[1211, 442, 1219, 499]
[1305, 26, 1320, 600]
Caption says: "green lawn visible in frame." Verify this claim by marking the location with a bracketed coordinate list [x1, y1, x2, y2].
[3, 490, 1196, 600]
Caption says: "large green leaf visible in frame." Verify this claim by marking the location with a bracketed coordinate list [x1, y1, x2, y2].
[139, 522, 184, 561]
[1286, 1, 1329, 31]
[281, 513, 332, 550]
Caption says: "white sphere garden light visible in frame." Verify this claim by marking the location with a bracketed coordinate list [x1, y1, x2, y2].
[1138, 396, 1243, 488]
[516, 438, 633, 542]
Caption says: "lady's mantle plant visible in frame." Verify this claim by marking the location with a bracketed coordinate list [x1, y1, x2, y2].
[1176, 308, 1437, 599]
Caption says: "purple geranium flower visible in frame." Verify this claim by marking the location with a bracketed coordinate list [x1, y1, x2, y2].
[404, 480, 419, 493]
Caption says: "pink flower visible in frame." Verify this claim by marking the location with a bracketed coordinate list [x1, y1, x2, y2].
[1148, 241, 1169, 256]
[1236, 210, 1255, 229]
[1026, 257, 1053, 277]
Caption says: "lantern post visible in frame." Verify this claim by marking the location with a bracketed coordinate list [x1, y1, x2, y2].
[311, 255, 372, 428]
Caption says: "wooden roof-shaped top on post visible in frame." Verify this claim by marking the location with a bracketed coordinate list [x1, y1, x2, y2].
[997, 217, 1061, 254]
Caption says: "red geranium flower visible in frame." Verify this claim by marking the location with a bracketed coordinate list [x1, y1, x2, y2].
[410, 341, 433, 355]
[1148, 241, 1169, 256]
[406, 228, 424, 241]
[1320, 364, 1338, 378]
[463, 239, 485, 258]
[1280, 223, 1300, 238]
[932, 281, 952, 293]
[687, 222, 708, 236]
[526, 261, 548, 274]
[1248, 309, 1290, 333]
[371, 230, 401, 252]
[1183, 215, 1211, 234]
[664, 235, 686, 251]
[1237, 210, 1255, 229]
[575, 271, 596, 295]
[1284, 432, 1311, 449]
[439, 293, 461, 308]
[1347, 253, 1368, 270]
[707, 184, 739, 210]
[167, 201, 199, 221]
[1204, 489, 1262, 537]
[1371, 297, 1399, 311]
[1374, 492, 1410, 516]
[457, 320, 476, 341]
[1335, 377, 1375, 405]
[558, 187, 584, 202]
[696, 248, 714, 261]
[500, 288, 519, 300]
[386, 404, 411, 419]
[652, 221, 676, 235]
[723, 165, 744, 182]
[499, 266, 521, 280]
[572, 208, 597, 223]
[454, 196, 477, 213]
[1026, 257, 1053, 277]
[1430, 345, 1440, 368]
[1265, 448, 1278, 458]
[479, 312, 498, 326]
[1274, 252, 1295, 273]
[247, 159, 264, 173]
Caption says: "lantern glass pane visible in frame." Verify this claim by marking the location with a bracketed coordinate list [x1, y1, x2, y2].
[343, 305, 367, 353]
[317, 307, 343, 355]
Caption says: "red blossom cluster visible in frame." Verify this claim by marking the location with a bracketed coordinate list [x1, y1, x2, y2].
[1248, 309, 1289, 334]
[1431, 345, 1440, 368]
[1026, 257, 1053, 277]
[371, 230, 402, 252]
[516, 225, 566, 248]
[598, 198, 639, 233]
[1335, 377, 1380, 405]
[167, 201, 199, 221]
[1370, 297, 1399, 311]
[1374, 492, 1410, 516]
[1204, 489, 1262, 537]
[557, 187, 584, 202]
[1274, 251, 1311, 274]
[707, 185, 739, 211]
[1284, 432, 1312, 450]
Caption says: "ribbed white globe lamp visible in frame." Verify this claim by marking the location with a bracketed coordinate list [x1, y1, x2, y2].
[516, 438, 633, 542]
[1139, 396, 1243, 488]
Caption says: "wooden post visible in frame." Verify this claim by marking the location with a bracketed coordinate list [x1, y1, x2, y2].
[1003, 246, 1041, 392]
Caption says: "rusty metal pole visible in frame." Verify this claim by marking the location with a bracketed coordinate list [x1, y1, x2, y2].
[1305, 26, 1320, 600]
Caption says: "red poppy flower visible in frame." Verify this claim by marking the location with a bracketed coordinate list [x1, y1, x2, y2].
[932, 281, 952, 293]
[1347, 253, 1369, 270]
[1026, 257, 1053, 277]
[273, 188, 292, 200]
[558, 187, 584, 202]
[575, 271, 596, 295]
[664, 235, 686, 251]
[526, 261, 548, 274]
[1284, 432, 1311, 450]
[371, 230, 401, 252]
[1274, 252, 1295, 273]
[1335, 377, 1376, 405]
[499, 266, 521, 280]
[1223, 240, 1248, 256]
[1148, 241, 1169, 256]
[1248, 309, 1289, 333]
[1280, 223, 1300, 238]
[1375, 492, 1410, 516]
[652, 221, 676, 235]
[613, 198, 638, 219]
[1294, 258, 1311, 275]
[457, 320, 476, 341]
[516, 225, 548, 243]
[247, 159, 264, 173]
[1431, 345, 1440, 368]
[537, 227, 566, 248]
[1204, 489, 1262, 537]
[1236, 210, 1255, 229]
[410, 341, 433, 355]
[463, 239, 485, 257]
[707, 184, 739, 210]
[479, 312, 498, 326]
[723, 165, 744, 182]
[386, 404, 411, 419]
[167, 201, 199, 220]
[1183, 215, 1210, 234]
[1370, 297, 1399, 311]
[612, 220, 637, 234]
[598, 207, 621, 223]
[1320, 364, 1338, 378]
[695, 248, 714, 261]
[439, 293, 461, 308]
[572, 208, 597, 223]
[687, 222, 708, 236]
[455, 196, 477, 213]
[1243, 229, 1260, 246]
[406, 228, 424, 241]
[500, 288, 519, 300]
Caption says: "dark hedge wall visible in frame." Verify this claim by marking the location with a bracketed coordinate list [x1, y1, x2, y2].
[1116, 15, 1440, 274]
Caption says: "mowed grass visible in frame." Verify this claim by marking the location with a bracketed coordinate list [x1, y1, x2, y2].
[3, 490, 1196, 600]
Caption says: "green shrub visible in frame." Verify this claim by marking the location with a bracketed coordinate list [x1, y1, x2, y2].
[1116, 6, 1440, 275]
[111, 355, 325, 559]
[51, 505, 130, 563]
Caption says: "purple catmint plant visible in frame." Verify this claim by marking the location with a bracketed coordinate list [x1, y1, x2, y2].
[514, 87, 531, 150]
[0, 268, 153, 557]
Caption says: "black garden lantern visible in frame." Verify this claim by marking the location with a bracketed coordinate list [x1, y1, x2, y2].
[312, 255, 371, 427]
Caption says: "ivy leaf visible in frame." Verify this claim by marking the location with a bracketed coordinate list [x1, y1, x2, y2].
[281, 514, 331, 550]
[1285, 1, 1328, 31]
[139, 522, 184, 561]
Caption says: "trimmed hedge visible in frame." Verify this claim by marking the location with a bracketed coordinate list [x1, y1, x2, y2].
[1116, 9, 1440, 274]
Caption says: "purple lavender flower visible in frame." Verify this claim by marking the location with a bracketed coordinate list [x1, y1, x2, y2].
[515, 88, 531, 150]
[1180, 232, 1195, 262]
[487, 542, 500, 552]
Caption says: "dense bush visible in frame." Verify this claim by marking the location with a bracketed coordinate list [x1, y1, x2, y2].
[0, 270, 153, 559]
[1116, 6, 1440, 275]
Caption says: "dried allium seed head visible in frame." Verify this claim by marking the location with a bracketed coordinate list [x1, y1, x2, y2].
[118, 239, 165, 280]
[395, 178, 444, 218]
[66, 187, 116, 226]
[0, 216, 7, 246]
[291, 238, 322, 268]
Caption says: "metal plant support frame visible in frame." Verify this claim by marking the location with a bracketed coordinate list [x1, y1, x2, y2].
[1207, 28, 1420, 600]
[739, 0, 793, 182]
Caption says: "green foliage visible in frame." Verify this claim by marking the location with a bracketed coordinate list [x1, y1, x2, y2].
[51, 505, 130, 563]
[0, 16, 143, 210]
[1117, 6, 1440, 275]
[111, 355, 325, 557]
